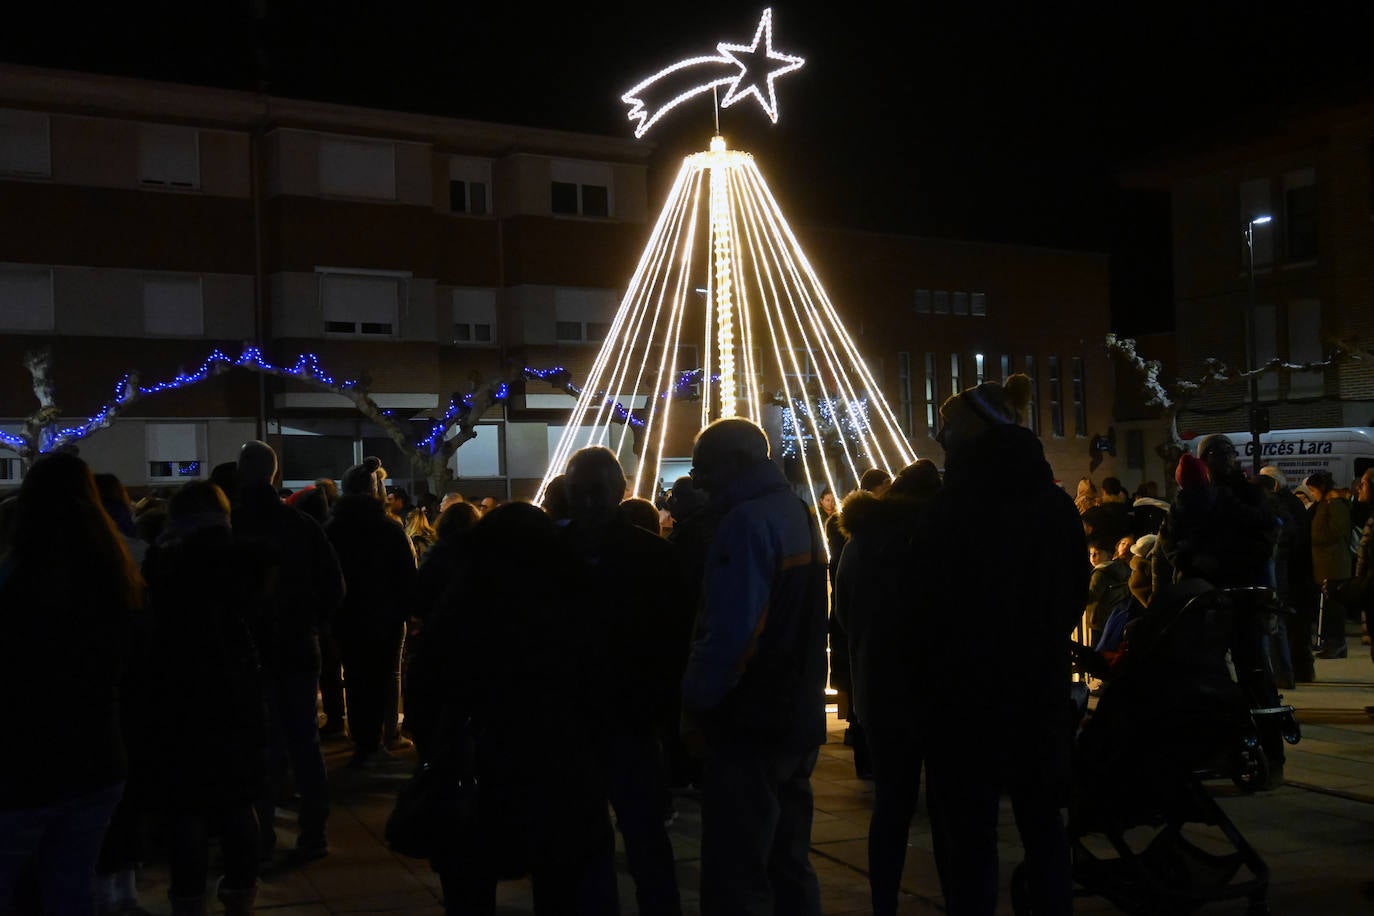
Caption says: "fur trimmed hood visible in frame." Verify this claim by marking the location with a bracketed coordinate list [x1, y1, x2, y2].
[837, 489, 931, 540]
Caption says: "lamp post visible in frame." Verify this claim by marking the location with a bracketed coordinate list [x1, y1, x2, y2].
[1244, 214, 1272, 475]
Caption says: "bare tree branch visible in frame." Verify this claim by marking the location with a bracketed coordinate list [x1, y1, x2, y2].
[1105, 332, 1356, 475]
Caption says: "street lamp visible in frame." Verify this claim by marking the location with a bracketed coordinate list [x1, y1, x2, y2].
[1244, 214, 1272, 475]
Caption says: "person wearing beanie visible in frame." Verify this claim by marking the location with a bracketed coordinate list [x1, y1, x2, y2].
[325, 456, 417, 768]
[231, 440, 345, 862]
[917, 373, 1087, 914]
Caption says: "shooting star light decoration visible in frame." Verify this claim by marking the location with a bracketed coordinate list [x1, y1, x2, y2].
[622, 7, 804, 138]
[542, 10, 915, 546]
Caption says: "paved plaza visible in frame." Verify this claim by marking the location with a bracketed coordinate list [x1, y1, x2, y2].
[118, 652, 1374, 915]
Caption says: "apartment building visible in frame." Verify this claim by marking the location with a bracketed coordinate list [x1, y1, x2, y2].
[1124, 99, 1374, 443]
[1, 65, 1119, 497]
[0, 64, 652, 498]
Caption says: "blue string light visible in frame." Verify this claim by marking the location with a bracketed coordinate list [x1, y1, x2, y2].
[11, 348, 727, 460]
[27, 346, 361, 455]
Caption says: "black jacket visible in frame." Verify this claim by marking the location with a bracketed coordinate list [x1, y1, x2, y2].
[233, 484, 345, 673]
[918, 425, 1089, 747]
[325, 495, 417, 640]
[832, 489, 936, 731]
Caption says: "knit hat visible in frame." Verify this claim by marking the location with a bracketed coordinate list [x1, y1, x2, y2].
[1131, 533, 1158, 558]
[1257, 465, 1288, 490]
[341, 456, 387, 499]
[939, 373, 1033, 441]
[1175, 453, 1211, 491]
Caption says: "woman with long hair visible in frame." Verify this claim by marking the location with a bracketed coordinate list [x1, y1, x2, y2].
[0, 452, 144, 915]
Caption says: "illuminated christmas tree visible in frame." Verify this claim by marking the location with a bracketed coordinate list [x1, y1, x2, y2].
[538, 8, 915, 510]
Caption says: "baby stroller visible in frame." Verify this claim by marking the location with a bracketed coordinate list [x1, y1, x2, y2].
[1019, 579, 1300, 915]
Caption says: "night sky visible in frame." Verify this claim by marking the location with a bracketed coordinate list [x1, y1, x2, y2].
[6, 1, 1374, 333]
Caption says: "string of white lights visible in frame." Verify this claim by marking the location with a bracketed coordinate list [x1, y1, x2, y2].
[741, 160, 916, 466]
[729, 160, 855, 496]
[736, 160, 886, 477]
[607, 166, 705, 462]
[633, 182, 704, 495]
[537, 159, 696, 500]
[728, 162, 839, 508]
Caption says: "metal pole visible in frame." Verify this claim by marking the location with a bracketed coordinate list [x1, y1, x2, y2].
[1246, 220, 1262, 476]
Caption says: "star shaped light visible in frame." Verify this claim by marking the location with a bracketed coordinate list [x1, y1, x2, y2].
[717, 8, 805, 123]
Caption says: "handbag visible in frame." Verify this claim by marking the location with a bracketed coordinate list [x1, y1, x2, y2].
[385, 711, 478, 859]
[385, 757, 477, 859]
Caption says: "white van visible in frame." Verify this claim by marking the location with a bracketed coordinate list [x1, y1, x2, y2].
[1191, 427, 1374, 489]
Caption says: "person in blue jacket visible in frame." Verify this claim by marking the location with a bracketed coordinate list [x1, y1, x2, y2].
[681, 418, 829, 915]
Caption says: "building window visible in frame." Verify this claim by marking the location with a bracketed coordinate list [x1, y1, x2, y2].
[448, 423, 504, 478]
[974, 353, 985, 385]
[452, 288, 496, 346]
[933, 290, 950, 315]
[1000, 354, 1011, 381]
[550, 159, 613, 217]
[1284, 168, 1317, 262]
[0, 266, 54, 331]
[915, 289, 931, 314]
[551, 180, 609, 216]
[139, 124, 199, 189]
[952, 291, 969, 316]
[146, 422, 206, 481]
[0, 109, 51, 177]
[1239, 177, 1273, 268]
[449, 156, 491, 215]
[450, 180, 488, 215]
[553, 287, 616, 344]
[320, 270, 405, 337]
[896, 351, 913, 437]
[581, 184, 610, 217]
[972, 291, 987, 316]
[949, 352, 962, 397]
[319, 137, 396, 200]
[1048, 356, 1064, 437]
[924, 352, 939, 436]
[1071, 356, 1086, 437]
[143, 275, 204, 337]
[1024, 355, 1039, 434]
[554, 319, 610, 342]
[783, 348, 820, 390]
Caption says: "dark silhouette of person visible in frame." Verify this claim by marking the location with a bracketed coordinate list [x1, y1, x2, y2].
[919, 374, 1087, 916]
[681, 418, 829, 914]
[833, 459, 942, 915]
[233, 440, 344, 861]
[325, 457, 417, 768]
[143, 480, 267, 914]
[406, 502, 618, 915]
[0, 453, 144, 916]
[562, 446, 690, 915]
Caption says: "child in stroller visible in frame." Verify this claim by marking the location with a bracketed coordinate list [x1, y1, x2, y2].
[1024, 578, 1300, 915]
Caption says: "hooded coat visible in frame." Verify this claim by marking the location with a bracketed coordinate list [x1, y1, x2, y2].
[832, 488, 936, 731]
[918, 425, 1088, 755]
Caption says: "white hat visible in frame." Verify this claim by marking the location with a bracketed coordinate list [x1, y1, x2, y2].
[1258, 465, 1288, 489]
[1131, 533, 1158, 558]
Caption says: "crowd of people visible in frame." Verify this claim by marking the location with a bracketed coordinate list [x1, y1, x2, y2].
[2, 379, 1372, 916]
